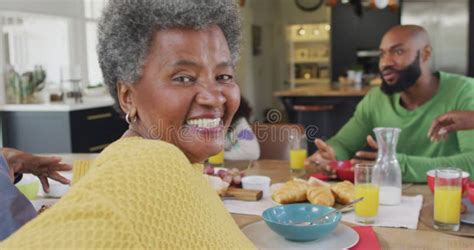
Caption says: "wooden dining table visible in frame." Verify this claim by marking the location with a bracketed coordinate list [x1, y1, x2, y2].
[226, 160, 474, 249]
[54, 155, 474, 249]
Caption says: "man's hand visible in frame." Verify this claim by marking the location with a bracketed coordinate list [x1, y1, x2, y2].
[304, 139, 336, 175]
[428, 110, 474, 141]
[2, 148, 72, 192]
[350, 135, 378, 166]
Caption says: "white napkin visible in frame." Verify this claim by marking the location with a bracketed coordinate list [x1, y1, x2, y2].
[342, 195, 423, 229]
[223, 195, 277, 216]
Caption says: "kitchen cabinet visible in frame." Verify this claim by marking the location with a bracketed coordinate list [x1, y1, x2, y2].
[286, 23, 331, 88]
[0, 105, 128, 153]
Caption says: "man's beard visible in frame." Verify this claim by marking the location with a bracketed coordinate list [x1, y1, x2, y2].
[380, 51, 421, 95]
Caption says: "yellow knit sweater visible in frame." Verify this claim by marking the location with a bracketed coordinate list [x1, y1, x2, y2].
[1, 137, 255, 249]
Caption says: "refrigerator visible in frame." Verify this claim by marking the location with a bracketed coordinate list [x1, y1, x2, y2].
[401, 0, 469, 75]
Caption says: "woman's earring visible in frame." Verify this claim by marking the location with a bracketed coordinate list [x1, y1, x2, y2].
[125, 112, 137, 125]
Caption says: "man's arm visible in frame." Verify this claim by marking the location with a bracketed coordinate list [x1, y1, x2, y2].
[0, 154, 36, 241]
[402, 116, 474, 182]
[1, 148, 72, 192]
[398, 152, 474, 183]
[428, 110, 474, 141]
[326, 94, 375, 160]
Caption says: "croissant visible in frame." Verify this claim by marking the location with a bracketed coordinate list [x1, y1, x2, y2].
[272, 179, 308, 204]
[306, 186, 335, 206]
[331, 181, 355, 205]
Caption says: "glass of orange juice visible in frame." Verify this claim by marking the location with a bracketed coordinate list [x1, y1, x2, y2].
[289, 134, 307, 173]
[208, 150, 224, 167]
[354, 163, 379, 224]
[434, 168, 462, 231]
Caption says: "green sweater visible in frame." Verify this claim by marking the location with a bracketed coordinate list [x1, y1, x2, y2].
[327, 72, 474, 183]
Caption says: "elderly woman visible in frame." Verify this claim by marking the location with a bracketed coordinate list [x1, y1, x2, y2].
[1, 0, 254, 248]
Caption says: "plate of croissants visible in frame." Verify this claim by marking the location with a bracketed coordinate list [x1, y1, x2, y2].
[271, 177, 355, 212]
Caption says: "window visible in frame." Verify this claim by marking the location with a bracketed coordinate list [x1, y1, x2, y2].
[84, 0, 108, 86]
[1, 13, 70, 85]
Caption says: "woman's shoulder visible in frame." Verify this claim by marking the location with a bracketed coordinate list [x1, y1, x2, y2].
[94, 137, 190, 171]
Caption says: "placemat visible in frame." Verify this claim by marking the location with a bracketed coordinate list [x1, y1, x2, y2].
[419, 196, 474, 237]
[342, 195, 423, 229]
[349, 226, 381, 250]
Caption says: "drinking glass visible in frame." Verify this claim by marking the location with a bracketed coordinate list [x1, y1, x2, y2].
[434, 168, 462, 231]
[289, 134, 307, 172]
[208, 150, 224, 167]
[354, 163, 379, 224]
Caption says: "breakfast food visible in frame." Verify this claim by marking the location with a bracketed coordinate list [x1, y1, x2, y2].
[306, 186, 335, 206]
[272, 179, 308, 204]
[331, 181, 355, 205]
[272, 178, 355, 208]
[203, 165, 244, 187]
[308, 176, 330, 187]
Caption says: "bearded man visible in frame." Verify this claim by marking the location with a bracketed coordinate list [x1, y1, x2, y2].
[305, 25, 474, 182]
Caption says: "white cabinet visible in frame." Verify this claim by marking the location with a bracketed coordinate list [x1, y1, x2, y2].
[286, 23, 331, 88]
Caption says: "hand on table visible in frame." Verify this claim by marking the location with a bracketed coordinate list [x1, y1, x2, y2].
[428, 110, 474, 141]
[2, 148, 72, 192]
[350, 135, 378, 166]
[304, 139, 337, 176]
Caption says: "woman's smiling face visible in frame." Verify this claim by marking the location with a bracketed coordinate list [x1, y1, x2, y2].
[127, 25, 240, 163]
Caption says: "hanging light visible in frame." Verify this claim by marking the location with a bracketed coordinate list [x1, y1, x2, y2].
[297, 26, 306, 36]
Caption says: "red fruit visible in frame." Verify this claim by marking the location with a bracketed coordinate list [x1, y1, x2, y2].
[217, 169, 228, 179]
[204, 166, 215, 175]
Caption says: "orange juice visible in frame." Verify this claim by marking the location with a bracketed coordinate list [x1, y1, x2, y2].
[289, 149, 307, 170]
[355, 183, 379, 218]
[208, 150, 224, 165]
[434, 186, 461, 224]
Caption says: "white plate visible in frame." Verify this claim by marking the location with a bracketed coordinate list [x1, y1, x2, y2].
[242, 221, 359, 249]
[270, 183, 354, 213]
[461, 197, 474, 224]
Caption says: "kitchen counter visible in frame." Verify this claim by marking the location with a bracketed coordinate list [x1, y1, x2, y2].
[0, 95, 126, 153]
[273, 85, 373, 97]
[0, 95, 115, 112]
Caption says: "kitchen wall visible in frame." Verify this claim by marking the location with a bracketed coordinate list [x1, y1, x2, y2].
[238, 0, 282, 121]
[238, 0, 330, 120]
[330, 4, 400, 81]
[0, 0, 330, 119]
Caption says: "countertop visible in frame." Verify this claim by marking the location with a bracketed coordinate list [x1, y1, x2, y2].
[0, 95, 115, 112]
[273, 85, 374, 97]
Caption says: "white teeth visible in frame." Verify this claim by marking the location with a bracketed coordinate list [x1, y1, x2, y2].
[186, 118, 221, 128]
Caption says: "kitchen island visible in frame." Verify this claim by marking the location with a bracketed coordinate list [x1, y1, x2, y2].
[0, 96, 127, 153]
[274, 84, 373, 154]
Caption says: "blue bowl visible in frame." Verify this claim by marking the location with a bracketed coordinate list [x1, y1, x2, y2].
[262, 204, 341, 242]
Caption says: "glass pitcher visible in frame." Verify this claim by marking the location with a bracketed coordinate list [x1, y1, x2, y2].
[373, 127, 402, 205]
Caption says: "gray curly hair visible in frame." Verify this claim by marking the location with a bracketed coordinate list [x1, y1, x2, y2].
[97, 0, 242, 114]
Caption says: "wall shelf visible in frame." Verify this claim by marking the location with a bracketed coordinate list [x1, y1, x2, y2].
[292, 58, 329, 64]
[286, 23, 332, 89]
